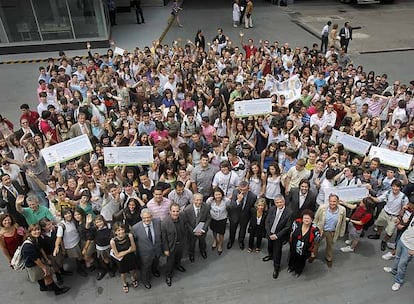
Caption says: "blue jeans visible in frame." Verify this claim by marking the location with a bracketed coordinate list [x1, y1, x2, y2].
[392, 239, 413, 284]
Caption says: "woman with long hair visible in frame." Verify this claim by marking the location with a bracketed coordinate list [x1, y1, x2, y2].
[22, 224, 70, 294]
[0, 213, 25, 267]
[246, 161, 265, 198]
[262, 162, 281, 207]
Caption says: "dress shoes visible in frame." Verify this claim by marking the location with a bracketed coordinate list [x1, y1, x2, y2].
[381, 241, 387, 251]
[189, 254, 195, 263]
[54, 286, 71, 295]
[227, 242, 233, 249]
[166, 276, 172, 287]
[96, 270, 107, 281]
[152, 270, 160, 277]
[368, 234, 380, 240]
[262, 256, 273, 262]
[176, 265, 186, 272]
[201, 251, 207, 259]
[287, 268, 293, 273]
[239, 242, 245, 250]
[272, 270, 279, 279]
[144, 282, 152, 289]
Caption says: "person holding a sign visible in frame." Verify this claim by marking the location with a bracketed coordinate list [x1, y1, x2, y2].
[339, 197, 375, 253]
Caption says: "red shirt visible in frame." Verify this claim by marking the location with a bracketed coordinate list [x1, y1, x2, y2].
[38, 119, 58, 143]
[243, 45, 257, 59]
[351, 206, 372, 230]
[21, 111, 39, 127]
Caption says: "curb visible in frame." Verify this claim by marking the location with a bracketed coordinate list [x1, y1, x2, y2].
[360, 48, 414, 54]
[0, 55, 90, 65]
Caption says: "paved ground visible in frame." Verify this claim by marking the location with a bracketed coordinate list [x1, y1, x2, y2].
[0, 1, 413, 303]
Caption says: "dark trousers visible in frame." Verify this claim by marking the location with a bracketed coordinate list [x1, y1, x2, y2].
[229, 220, 248, 244]
[188, 233, 207, 255]
[165, 243, 184, 278]
[140, 255, 159, 283]
[268, 238, 284, 270]
[239, 6, 246, 24]
[341, 38, 350, 52]
[321, 35, 328, 53]
[248, 229, 264, 249]
[135, 7, 144, 23]
[288, 251, 308, 275]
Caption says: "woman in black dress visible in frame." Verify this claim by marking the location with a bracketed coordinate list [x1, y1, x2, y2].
[247, 198, 267, 253]
[288, 209, 321, 277]
[110, 222, 139, 293]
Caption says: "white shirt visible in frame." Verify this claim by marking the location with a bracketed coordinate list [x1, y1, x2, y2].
[57, 221, 80, 249]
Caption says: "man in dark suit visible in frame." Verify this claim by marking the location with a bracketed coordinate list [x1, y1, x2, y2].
[227, 181, 257, 250]
[0, 174, 28, 228]
[68, 111, 92, 139]
[183, 193, 210, 262]
[132, 208, 162, 289]
[339, 21, 352, 53]
[263, 194, 293, 279]
[286, 179, 316, 220]
[161, 203, 187, 286]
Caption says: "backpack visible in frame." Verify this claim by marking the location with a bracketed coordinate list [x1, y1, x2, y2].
[11, 240, 32, 271]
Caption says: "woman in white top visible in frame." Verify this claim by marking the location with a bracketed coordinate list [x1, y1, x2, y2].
[232, 0, 241, 27]
[262, 162, 281, 207]
[206, 187, 230, 255]
[246, 161, 265, 198]
[53, 209, 88, 276]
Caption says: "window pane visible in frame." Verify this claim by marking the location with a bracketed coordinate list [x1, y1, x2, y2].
[32, 0, 73, 40]
[0, 0, 41, 43]
[67, 0, 106, 38]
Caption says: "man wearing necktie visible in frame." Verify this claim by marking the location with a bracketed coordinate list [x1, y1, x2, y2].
[68, 112, 92, 139]
[339, 21, 352, 53]
[132, 208, 162, 289]
[263, 194, 293, 279]
[183, 193, 211, 262]
[0, 173, 28, 228]
[227, 181, 257, 250]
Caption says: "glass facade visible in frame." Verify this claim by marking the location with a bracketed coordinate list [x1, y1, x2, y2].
[0, 0, 108, 44]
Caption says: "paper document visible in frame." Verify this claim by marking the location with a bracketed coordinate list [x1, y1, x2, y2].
[193, 222, 205, 233]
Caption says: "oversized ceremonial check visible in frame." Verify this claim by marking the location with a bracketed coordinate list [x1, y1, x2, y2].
[329, 130, 371, 156]
[324, 186, 369, 204]
[104, 146, 154, 166]
[369, 146, 413, 170]
[271, 75, 302, 106]
[41, 134, 93, 167]
[234, 98, 272, 118]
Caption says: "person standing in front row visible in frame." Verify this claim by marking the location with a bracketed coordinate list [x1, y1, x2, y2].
[132, 208, 162, 289]
[183, 193, 211, 263]
[321, 21, 332, 54]
[311, 193, 347, 268]
[383, 213, 414, 291]
[339, 21, 352, 53]
[263, 194, 293, 279]
[161, 203, 187, 287]
[244, 0, 253, 29]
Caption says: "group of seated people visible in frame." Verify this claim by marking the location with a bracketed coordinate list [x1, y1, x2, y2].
[0, 28, 414, 295]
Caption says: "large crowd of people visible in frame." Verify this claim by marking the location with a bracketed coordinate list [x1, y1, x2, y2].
[0, 25, 413, 296]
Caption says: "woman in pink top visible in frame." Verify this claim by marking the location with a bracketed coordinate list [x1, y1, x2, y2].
[201, 116, 217, 144]
[180, 93, 196, 117]
[149, 121, 169, 145]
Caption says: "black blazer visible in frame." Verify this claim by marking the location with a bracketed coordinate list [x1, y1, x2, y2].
[161, 215, 186, 253]
[182, 203, 211, 234]
[228, 189, 257, 224]
[0, 182, 28, 227]
[286, 188, 316, 220]
[339, 27, 352, 42]
[248, 208, 267, 235]
[265, 206, 292, 241]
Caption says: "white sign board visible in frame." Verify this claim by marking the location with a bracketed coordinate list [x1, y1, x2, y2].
[324, 186, 369, 204]
[329, 130, 371, 156]
[114, 46, 125, 56]
[104, 146, 154, 166]
[234, 98, 272, 118]
[40, 134, 93, 167]
[271, 75, 302, 106]
[369, 146, 413, 170]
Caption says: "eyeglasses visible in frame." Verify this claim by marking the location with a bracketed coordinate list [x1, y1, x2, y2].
[116, 133, 122, 136]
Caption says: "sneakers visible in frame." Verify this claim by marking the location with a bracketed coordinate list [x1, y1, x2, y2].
[391, 282, 401, 291]
[345, 240, 352, 245]
[382, 252, 395, 260]
[383, 267, 393, 273]
[340, 246, 354, 253]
